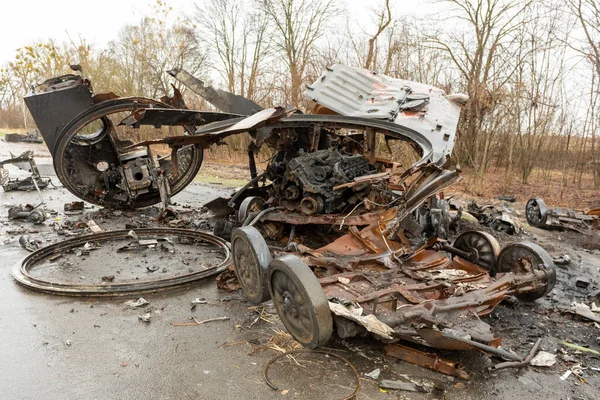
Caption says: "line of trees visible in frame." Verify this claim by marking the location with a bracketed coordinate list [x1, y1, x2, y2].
[1, 0, 599, 190]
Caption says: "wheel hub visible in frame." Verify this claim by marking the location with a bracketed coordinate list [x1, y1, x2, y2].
[283, 291, 299, 317]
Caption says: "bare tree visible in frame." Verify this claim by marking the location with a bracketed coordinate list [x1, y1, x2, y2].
[364, 0, 393, 70]
[261, 0, 338, 106]
[427, 0, 533, 184]
[569, 0, 600, 186]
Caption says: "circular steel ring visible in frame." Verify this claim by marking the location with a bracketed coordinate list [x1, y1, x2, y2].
[231, 226, 272, 303]
[12, 228, 230, 296]
[268, 254, 333, 349]
[496, 241, 556, 301]
[453, 230, 501, 274]
[526, 198, 548, 227]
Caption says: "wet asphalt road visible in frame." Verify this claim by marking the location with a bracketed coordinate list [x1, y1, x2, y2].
[0, 183, 287, 400]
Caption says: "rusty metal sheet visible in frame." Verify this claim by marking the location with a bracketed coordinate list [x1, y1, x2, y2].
[384, 343, 470, 379]
[303, 64, 465, 163]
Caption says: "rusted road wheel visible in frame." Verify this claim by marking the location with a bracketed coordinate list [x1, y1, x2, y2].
[52, 98, 203, 209]
[231, 226, 272, 303]
[526, 198, 548, 228]
[268, 255, 333, 349]
[453, 230, 501, 273]
[237, 196, 265, 225]
[496, 242, 556, 301]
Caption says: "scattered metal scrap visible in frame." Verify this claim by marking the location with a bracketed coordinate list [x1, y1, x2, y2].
[8, 204, 47, 224]
[465, 200, 520, 235]
[64, 201, 84, 215]
[526, 198, 600, 233]
[12, 228, 230, 296]
[208, 66, 558, 376]
[21, 64, 559, 378]
[385, 343, 470, 379]
[0, 151, 50, 192]
[4, 129, 43, 143]
[19, 235, 41, 252]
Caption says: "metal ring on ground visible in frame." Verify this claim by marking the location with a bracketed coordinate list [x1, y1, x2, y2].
[263, 349, 360, 400]
[12, 228, 230, 296]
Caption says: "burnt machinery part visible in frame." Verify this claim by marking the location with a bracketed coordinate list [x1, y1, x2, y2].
[231, 226, 272, 303]
[268, 254, 333, 349]
[526, 198, 548, 227]
[7, 206, 47, 225]
[237, 196, 265, 225]
[12, 228, 230, 296]
[496, 241, 556, 301]
[452, 231, 501, 273]
[27, 209, 47, 224]
[300, 195, 324, 215]
[52, 98, 203, 209]
[274, 149, 375, 216]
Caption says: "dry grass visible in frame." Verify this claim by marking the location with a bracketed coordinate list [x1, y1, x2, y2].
[264, 329, 303, 353]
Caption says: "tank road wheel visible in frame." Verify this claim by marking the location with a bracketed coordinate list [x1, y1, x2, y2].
[268, 255, 333, 349]
[496, 242, 556, 301]
[231, 226, 272, 304]
[526, 198, 548, 227]
[237, 196, 265, 225]
[52, 98, 203, 209]
[453, 231, 501, 273]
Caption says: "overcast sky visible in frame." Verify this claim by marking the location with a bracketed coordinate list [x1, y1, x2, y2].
[0, 0, 181, 64]
[0, 0, 435, 65]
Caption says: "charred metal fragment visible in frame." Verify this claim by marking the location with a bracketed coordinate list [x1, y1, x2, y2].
[24, 74, 94, 155]
[465, 200, 520, 235]
[0, 151, 50, 192]
[118, 108, 240, 129]
[384, 343, 470, 380]
[4, 129, 43, 143]
[526, 197, 599, 232]
[8, 204, 47, 224]
[168, 68, 263, 115]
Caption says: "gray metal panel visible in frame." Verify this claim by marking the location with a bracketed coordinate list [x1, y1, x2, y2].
[24, 82, 94, 156]
[304, 64, 464, 163]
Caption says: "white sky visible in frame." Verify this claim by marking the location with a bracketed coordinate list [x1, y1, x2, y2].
[0, 0, 432, 65]
[0, 0, 191, 64]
